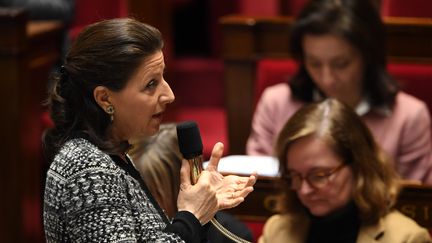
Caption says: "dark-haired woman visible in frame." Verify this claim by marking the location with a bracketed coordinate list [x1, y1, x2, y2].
[43, 18, 256, 242]
[246, 0, 432, 184]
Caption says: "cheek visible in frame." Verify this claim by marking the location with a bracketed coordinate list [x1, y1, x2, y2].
[345, 65, 363, 86]
[305, 67, 320, 81]
[332, 175, 354, 206]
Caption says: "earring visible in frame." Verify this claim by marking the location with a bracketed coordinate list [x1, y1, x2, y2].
[106, 105, 115, 122]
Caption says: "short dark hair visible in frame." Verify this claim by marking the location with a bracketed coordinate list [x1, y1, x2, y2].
[289, 0, 399, 107]
[275, 98, 400, 225]
[43, 18, 164, 161]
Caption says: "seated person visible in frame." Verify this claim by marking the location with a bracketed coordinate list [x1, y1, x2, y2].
[259, 98, 431, 243]
[247, 0, 432, 184]
[129, 123, 253, 243]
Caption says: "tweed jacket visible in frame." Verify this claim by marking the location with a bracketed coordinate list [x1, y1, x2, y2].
[258, 211, 431, 243]
[44, 138, 202, 242]
[247, 83, 432, 184]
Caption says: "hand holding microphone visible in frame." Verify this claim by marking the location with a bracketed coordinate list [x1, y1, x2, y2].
[176, 121, 256, 226]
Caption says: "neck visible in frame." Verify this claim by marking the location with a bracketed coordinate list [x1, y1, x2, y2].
[306, 202, 360, 243]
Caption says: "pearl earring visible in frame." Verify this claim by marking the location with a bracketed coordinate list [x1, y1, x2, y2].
[106, 105, 115, 122]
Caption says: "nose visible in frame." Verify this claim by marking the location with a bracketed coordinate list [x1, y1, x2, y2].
[161, 79, 175, 105]
[320, 65, 336, 88]
[297, 179, 315, 195]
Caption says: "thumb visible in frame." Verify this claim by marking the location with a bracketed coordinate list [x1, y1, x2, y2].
[206, 142, 224, 171]
[179, 159, 192, 189]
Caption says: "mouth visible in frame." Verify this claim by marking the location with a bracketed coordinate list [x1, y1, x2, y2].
[152, 111, 164, 120]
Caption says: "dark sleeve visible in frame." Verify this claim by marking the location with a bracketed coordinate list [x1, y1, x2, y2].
[165, 211, 208, 243]
[207, 212, 253, 243]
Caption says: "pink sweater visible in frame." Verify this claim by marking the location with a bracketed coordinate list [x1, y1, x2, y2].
[247, 83, 432, 184]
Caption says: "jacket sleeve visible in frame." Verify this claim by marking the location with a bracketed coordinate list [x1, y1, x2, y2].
[398, 102, 432, 184]
[247, 88, 280, 156]
[60, 168, 188, 242]
[165, 211, 206, 243]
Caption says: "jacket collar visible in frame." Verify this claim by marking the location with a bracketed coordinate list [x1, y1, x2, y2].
[312, 90, 391, 117]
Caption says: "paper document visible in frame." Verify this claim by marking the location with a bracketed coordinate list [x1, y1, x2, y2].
[203, 155, 279, 177]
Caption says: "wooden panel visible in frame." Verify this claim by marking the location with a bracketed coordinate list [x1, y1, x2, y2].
[396, 184, 432, 228]
[225, 176, 280, 221]
[386, 17, 432, 62]
[224, 60, 255, 154]
[0, 8, 63, 242]
[221, 15, 432, 155]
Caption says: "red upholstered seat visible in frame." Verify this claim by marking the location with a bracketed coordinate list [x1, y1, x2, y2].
[171, 107, 229, 160]
[388, 63, 432, 114]
[254, 59, 298, 106]
[244, 220, 265, 243]
[237, 0, 280, 16]
[68, 0, 128, 41]
[381, 0, 432, 17]
[166, 57, 228, 159]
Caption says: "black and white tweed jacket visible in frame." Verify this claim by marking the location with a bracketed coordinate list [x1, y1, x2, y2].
[44, 138, 202, 242]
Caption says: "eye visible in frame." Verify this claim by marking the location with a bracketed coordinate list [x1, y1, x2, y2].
[145, 79, 159, 90]
[310, 172, 327, 179]
[306, 60, 321, 69]
[333, 60, 349, 70]
[308, 172, 329, 184]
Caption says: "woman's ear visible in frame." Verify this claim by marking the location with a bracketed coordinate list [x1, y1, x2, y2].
[93, 86, 112, 111]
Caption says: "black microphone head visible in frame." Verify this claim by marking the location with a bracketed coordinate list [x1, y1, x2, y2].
[176, 121, 203, 159]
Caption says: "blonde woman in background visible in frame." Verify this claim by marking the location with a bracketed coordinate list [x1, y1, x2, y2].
[259, 99, 431, 243]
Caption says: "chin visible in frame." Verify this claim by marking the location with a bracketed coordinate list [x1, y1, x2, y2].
[147, 125, 161, 136]
[307, 205, 332, 217]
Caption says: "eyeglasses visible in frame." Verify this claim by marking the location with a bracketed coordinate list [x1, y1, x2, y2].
[284, 163, 346, 190]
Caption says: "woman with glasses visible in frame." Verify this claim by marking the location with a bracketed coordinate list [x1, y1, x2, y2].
[259, 99, 431, 243]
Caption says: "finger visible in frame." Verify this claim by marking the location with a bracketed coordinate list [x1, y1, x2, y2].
[206, 142, 224, 171]
[179, 159, 192, 190]
[219, 197, 245, 210]
[246, 174, 257, 187]
[228, 175, 256, 188]
[236, 186, 254, 198]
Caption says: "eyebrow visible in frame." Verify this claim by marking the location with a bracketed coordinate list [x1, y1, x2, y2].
[287, 166, 336, 174]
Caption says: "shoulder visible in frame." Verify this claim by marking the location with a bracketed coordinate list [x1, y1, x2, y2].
[48, 138, 119, 180]
[392, 92, 431, 130]
[393, 92, 430, 116]
[260, 214, 308, 243]
[381, 211, 431, 242]
[261, 83, 292, 101]
[382, 210, 425, 230]
[263, 214, 292, 230]
[258, 83, 301, 110]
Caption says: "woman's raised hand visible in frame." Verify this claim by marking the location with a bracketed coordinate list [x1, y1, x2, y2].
[177, 142, 256, 224]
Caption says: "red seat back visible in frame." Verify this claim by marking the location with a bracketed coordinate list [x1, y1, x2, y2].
[69, 0, 128, 41]
[388, 63, 432, 114]
[381, 0, 432, 17]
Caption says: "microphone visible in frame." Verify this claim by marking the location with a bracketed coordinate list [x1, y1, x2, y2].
[176, 121, 251, 243]
[176, 121, 204, 184]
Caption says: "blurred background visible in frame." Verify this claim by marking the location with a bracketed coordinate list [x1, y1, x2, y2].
[1, 0, 431, 241]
